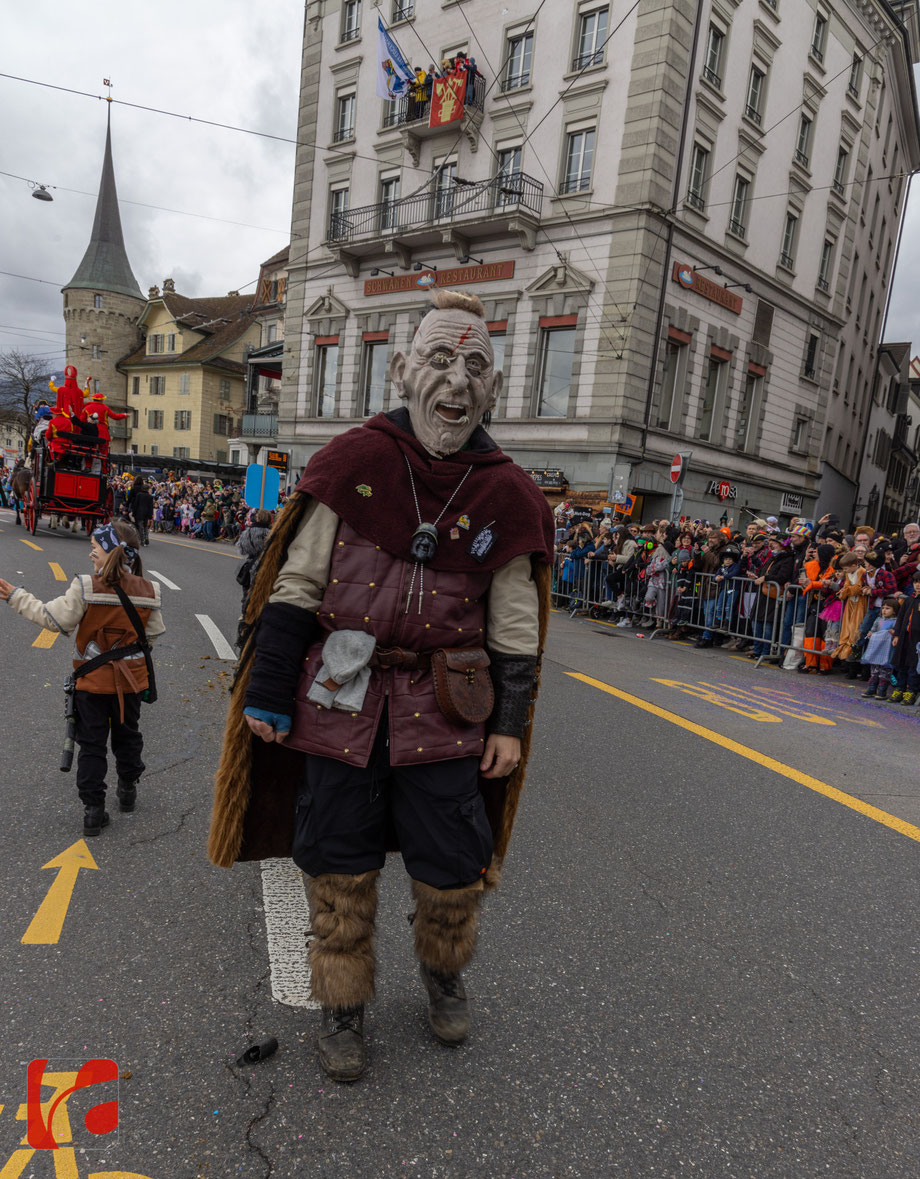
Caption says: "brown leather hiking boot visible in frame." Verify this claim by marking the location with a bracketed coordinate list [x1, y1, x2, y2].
[317, 1006, 365, 1081]
[420, 964, 470, 1045]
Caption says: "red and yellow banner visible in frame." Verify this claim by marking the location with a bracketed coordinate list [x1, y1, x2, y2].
[429, 73, 466, 128]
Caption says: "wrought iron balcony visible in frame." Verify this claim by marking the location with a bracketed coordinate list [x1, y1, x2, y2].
[327, 170, 543, 243]
[241, 413, 278, 438]
[382, 73, 486, 130]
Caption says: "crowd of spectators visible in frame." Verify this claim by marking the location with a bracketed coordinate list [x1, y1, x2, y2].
[108, 471, 281, 545]
[406, 54, 481, 112]
[555, 506, 920, 704]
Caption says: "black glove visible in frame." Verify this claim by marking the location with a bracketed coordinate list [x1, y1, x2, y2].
[244, 602, 319, 718]
[488, 652, 538, 738]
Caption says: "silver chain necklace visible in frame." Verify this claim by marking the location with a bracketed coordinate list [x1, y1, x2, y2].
[403, 453, 473, 613]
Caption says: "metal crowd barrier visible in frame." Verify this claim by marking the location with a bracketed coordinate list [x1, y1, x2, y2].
[551, 554, 841, 669]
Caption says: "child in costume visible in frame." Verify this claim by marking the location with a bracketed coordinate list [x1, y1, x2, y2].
[861, 599, 898, 699]
[0, 521, 164, 835]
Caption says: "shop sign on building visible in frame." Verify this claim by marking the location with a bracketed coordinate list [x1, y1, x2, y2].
[524, 467, 567, 490]
[706, 478, 737, 500]
[364, 260, 514, 296]
[672, 262, 743, 315]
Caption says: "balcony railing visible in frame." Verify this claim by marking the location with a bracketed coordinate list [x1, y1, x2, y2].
[327, 170, 543, 243]
[382, 73, 486, 130]
[241, 413, 278, 437]
[728, 217, 747, 239]
[572, 49, 605, 70]
[744, 104, 762, 125]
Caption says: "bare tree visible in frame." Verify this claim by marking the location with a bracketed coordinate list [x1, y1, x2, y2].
[0, 350, 54, 427]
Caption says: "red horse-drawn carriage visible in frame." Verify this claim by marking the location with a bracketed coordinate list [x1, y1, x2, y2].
[17, 366, 115, 535]
[20, 431, 113, 535]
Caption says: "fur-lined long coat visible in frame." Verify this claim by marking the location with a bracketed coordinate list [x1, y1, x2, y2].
[208, 418, 553, 889]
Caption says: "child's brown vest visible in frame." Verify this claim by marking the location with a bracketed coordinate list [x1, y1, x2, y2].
[73, 573, 157, 712]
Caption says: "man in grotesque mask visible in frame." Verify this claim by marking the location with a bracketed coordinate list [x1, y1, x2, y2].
[209, 289, 554, 1083]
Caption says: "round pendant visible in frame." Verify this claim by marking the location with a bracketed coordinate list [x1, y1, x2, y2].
[409, 522, 439, 564]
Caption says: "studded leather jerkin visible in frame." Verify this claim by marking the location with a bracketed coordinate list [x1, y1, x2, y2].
[284, 521, 493, 767]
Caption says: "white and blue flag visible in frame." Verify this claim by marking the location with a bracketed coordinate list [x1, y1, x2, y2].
[376, 16, 414, 100]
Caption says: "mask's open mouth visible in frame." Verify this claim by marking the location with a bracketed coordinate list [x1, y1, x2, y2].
[435, 402, 469, 423]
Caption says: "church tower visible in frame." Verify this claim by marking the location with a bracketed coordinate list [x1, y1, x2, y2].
[62, 105, 145, 442]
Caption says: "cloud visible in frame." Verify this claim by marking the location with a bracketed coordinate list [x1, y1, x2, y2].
[0, 0, 301, 358]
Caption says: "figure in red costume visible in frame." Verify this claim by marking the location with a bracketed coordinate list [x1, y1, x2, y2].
[46, 409, 76, 462]
[49, 365, 85, 420]
[82, 392, 127, 444]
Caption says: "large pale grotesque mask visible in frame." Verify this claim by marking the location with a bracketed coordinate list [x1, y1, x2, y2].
[390, 289, 503, 458]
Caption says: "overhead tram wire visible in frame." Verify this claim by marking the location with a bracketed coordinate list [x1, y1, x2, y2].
[454, 0, 641, 357]
[0, 72, 450, 180]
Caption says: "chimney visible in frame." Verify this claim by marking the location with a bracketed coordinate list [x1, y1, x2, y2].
[227, 289, 240, 296]
[148, 285, 160, 298]
[162, 277, 176, 294]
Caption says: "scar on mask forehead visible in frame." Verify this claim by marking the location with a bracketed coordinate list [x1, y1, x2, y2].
[450, 324, 474, 354]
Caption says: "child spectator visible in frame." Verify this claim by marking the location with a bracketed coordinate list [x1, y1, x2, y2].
[890, 568, 920, 704]
[861, 599, 899, 699]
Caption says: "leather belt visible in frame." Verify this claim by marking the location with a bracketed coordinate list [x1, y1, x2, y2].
[369, 646, 432, 671]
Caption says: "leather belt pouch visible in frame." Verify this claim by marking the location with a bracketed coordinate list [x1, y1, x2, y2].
[431, 648, 494, 724]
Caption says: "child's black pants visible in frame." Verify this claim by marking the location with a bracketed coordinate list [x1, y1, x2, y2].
[74, 692, 145, 808]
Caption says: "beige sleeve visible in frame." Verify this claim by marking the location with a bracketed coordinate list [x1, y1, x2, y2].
[487, 554, 540, 656]
[6, 576, 86, 634]
[268, 499, 341, 610]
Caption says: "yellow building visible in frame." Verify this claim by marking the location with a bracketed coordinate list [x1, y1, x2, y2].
[119, 280, 259, 463]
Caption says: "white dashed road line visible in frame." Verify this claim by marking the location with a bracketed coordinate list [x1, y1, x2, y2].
[195, 613, 237, 660]
[148, 569, 181, 590]
[261, 858, 319, 1009]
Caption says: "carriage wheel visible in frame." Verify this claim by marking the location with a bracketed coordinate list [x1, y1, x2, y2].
[23, 482, 37, 534]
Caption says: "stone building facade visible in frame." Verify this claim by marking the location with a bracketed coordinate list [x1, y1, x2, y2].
[119, 286, 259, 464]
[279, 0, 920, 527]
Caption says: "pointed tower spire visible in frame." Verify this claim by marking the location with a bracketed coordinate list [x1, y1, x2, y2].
[65, 106, 143, 299]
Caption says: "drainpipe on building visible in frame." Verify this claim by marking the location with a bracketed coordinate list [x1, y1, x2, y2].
[637, 0, 706, 465]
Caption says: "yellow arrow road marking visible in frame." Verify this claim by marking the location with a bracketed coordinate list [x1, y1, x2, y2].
[32, 630, 58, 649]
[21, 840, 99, 945]
[19, 540, 42, 551]
[569, 671, 920, 845]
[48, 562, 66, 581]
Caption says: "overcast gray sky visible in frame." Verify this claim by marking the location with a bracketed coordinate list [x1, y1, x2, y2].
[2, 4, 919, 376]
[1, 0, 303, 376]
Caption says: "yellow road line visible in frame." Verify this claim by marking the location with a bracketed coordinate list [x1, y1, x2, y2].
[48, 562, 66, 581]
[20, 539, 42, 551]
[32, 629, 58, 649]
[567, 671, 920, 846]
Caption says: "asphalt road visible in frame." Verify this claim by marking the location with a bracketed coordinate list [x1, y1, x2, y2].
[1, 509, 920, 1178]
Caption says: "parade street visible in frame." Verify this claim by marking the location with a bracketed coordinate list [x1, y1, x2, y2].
[3, 510, 920, 1179]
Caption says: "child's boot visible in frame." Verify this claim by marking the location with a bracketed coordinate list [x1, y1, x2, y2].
[116, 779, 138, 812]
[877, 681, 889, 701]
[83, 805, 110, 837]
[861, 677, 878, 698]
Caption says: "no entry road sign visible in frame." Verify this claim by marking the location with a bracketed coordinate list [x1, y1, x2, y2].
[670, 454, 684, 484]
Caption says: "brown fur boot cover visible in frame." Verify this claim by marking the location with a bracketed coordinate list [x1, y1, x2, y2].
[411, 878, 483, 974]
[307, 871, 379, 1009]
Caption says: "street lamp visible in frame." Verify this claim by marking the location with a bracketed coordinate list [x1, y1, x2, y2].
[413, 261, 438, 271]
[370, 267, 395, 277]
[31, 185, 53, 202]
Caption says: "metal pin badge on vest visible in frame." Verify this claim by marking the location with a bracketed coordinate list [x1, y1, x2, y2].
[468, 522, 497, 563]
[409, 522, 439, 564]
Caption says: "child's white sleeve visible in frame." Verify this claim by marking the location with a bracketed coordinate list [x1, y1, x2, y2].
[6, 576, 86, 634]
